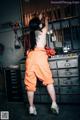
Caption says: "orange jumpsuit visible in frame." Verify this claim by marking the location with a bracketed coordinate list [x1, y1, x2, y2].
[24, 48, 54, 91]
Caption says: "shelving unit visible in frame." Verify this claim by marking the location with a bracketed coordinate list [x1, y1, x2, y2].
[4, 67, 24, 102]
[49, 16, 80, 51]
[48, 55, 80, 104]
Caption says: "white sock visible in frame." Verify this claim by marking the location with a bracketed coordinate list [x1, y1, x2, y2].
[52, 102, 57, 106]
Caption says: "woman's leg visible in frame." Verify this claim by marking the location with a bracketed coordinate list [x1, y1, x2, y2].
[47, 83, 59, 114]
[46, 83, 56, 102]
[27, 91, 34, 106]
[27, 91, 37, 115]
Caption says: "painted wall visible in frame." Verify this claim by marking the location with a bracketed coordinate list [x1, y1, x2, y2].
[0, 0, 24, 67]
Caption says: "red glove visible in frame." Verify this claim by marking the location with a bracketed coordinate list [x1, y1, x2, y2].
[45, 47, 56, 57]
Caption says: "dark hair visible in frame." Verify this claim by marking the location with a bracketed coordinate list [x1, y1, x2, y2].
[29, 30, 36, 50]
[29, 17, 45, 50]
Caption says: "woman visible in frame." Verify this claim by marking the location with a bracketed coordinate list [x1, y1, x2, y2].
[24, 15, 59, 115]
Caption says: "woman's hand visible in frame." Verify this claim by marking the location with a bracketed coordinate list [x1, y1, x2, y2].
[39, 13, 43, 20]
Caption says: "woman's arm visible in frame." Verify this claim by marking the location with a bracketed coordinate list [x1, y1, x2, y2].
[45, 17, 48, 31]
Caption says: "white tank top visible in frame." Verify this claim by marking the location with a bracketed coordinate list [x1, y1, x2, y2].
[35, 28, 47, 48]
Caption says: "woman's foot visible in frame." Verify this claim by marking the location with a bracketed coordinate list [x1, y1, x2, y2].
[29, 106, 37, 115]
[51, 102, 59, 114]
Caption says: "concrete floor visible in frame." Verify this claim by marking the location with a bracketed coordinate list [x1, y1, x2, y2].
[0, 96, 80, 120]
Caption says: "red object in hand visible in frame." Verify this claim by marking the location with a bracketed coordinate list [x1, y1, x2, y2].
[45, 47, 56, 57]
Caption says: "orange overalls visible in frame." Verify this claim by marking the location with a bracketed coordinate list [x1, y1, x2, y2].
[24, 48, 54, 91]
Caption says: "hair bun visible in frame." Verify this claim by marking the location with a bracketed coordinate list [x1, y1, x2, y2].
[29, 17, 45, 31]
